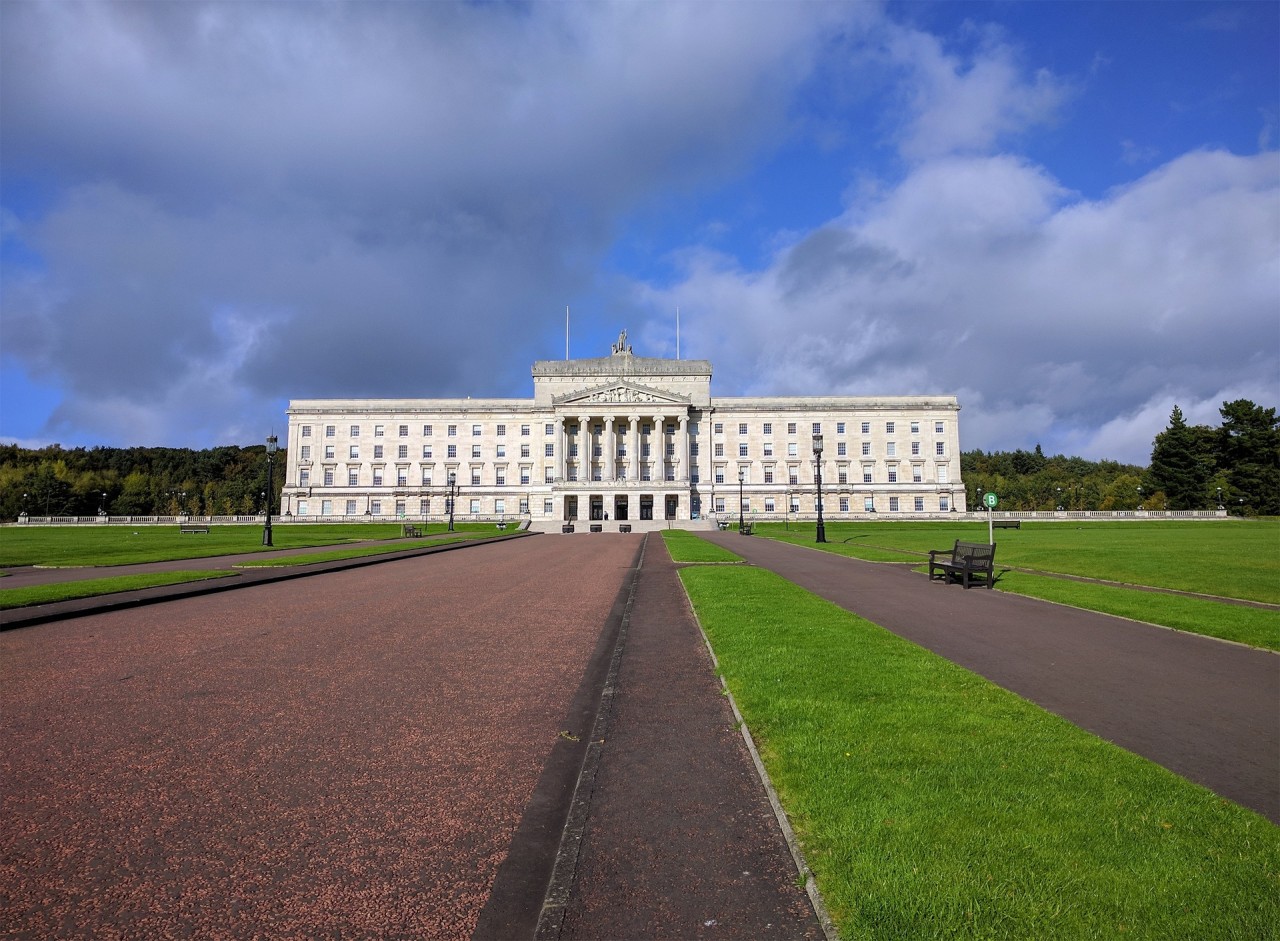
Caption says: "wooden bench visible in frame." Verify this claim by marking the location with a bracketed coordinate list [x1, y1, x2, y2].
[619, 524, 632, 533]
[739, 523, 754, 535]
[928, 540, 997, 589]
[992, 519, 1021, 529]
[590, 523, 603, 533]
[562, 523, 575, 533]
[179, 523, 210, 534]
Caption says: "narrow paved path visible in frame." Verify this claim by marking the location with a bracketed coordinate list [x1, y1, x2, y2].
[702, 532, 1280, 824]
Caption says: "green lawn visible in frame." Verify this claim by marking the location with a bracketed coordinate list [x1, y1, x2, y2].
[0, 522, 492, 567]
[0, 571, 238, 609]
[680, 565, 1279, 940]
[661, 529, 743, 563]
[756, 519, 1280, 603]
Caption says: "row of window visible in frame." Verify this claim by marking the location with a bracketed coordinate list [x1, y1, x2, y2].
[717, 495, 953, 513]
[716, 420, 945, 436]
[715, 465, 950, 485]
[299, 418, 949, 441]
[710, 440, 946, 458]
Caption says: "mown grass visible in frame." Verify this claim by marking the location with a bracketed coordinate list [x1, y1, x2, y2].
[0, 522, 491, 567]
[0, 571, 237, 609]
[996, 571, 1280, 652]
[757, 519, 1280, 603]
[680, 565, 1279, 940]
[661, 529, 743, 563]
[234, 532, 500, 566]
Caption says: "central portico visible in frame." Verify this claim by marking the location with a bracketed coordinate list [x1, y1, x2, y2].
[533, 334, 712, 522]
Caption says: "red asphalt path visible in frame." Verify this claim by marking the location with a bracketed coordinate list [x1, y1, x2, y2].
[0, 537, 638, 939]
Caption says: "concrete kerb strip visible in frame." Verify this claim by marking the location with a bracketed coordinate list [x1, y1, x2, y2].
[533, 534, 648, 940]
[676, 565, 840, 941]
[0, 532, 535, 632]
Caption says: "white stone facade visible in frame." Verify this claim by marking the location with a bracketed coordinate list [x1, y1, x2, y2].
[283, 344, 965, 523]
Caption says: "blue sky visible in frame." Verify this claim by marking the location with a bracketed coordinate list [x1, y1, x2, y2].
[2, 1, 1276, 465]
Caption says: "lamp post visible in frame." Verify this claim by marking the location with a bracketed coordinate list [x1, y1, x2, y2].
[813, 433, 827, 543]
[262, 434, 278, 546]
[738, 468, 745, 533]
[447, 471, 457, 532]
[1216, 486, 1223, 509]
[785, 489, 792, 530]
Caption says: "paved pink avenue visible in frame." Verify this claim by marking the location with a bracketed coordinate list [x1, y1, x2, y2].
[0, 537, 638, 939]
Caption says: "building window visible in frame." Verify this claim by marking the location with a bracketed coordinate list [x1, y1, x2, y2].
[300, 445, 311, 460]
[890, 497, 900, 512]
[914, 497, 925, 512]
[421, 470, 432, 486]
[325, 425, 335, 437]
[790, 497, 800, 513]
[910, 421, 919, 434]
[714, 443, 724, 457]
[864, 496, 875, 512]
[495, 499, 506, 515]
[936, 442, 945, 456]
[346, 499, 357, 515]
[838, 471, 848, 484]
[373, 445, 383, 459]
[423, 445, 433, 458]
[763, 443, 773, 457]
[471, 470, 481, 486]
[375, 425, 384, 437]
[497, 444, 507, 457]
[764, 469, 774, 484]
[325, 445, 335, 459]
[397, 470, 408, 486]
[469, 499, 480, 514]
[496, 424, 506, 436]
[714, 422, 724, 434]
[350, 425, 360, 437]
[419, 498, 430, 514]
[398, 445, 408, 459]
[788, 442, 798, 457]
[861, 421, 870, 435]
[349, 445, 359, 459]
[839, 497, 849, 512]
[913, 466, 923, 483]
[447, 444, 457, 458]
[495, 469, 506, 486]
[886, 421, 895, 434]
[940, 495, 950, 511]
[395, 499, 406, 516]
[886, 442, 896, 457]
[888, 469, 898, 483]
[544, 499, 554, 514]
[765, 498, 775, 512]
[545, 468, 554, 483]
[787, 422, 797, 435]
[324, 469, 335, 486]
[472, 424, 482, 436]
[300, 469, 310, 486]
[738, 422, 748, 435]
[545, 443, 555, 457]
[399, 425, 409, 437]
[715, 467, 725, 484]
[545, 423, 555, 435]
[715, 498, 726, 513]
[863, 469, 873, 483]
[812, 422, 821, 435]
[938, 466, 949, 484]
[738, 443, 748, 457]
[448, 425, 457, 436]
[469, 445, 479, 459]
[370, 499, 382, 514]
[837, 422, 845, 434]
[520, 468, 531, 485]
[862, 442, 871, 456]
[911, 442, 920, 456]
[302, 425, 312, 437]
[936, 421, 945, 434]
[424, 424, 433, 436]
[789, 470, 798, 485]
[837, 442, 847, 456]
[763, 422, 772, 435]
[373, 469, 384, 486]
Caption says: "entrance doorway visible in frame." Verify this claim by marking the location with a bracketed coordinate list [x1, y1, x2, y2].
[589, 495, 604, 520]
[665, 495, 679, 520]
[613, 495, 629, 521]
[564, 495, 578, 521]
[639, 495, 654, 520]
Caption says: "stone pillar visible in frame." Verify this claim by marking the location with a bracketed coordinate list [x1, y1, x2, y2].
[628, 415, 640, 482]
[605, 416, 616, 481]
[579, 415, 591, 482]
[651, 414, 665, 483]
[677, 412, 689, 485]
[556, 417, 568, 482]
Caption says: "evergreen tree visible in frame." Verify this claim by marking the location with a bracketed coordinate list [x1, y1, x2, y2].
[1149, 406, 1214, 510]
[1217, 399, 1280, 515]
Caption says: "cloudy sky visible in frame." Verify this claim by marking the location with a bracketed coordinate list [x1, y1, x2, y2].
[2, 1, 1276, 464]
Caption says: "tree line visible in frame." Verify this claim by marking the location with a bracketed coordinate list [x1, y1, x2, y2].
[0, 443, 285, 519]
[963, 399, 1278, 515]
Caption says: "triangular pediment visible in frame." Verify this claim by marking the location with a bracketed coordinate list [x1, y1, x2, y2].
[553, 380, 691, 407]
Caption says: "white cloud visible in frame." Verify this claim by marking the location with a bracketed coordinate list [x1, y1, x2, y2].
[653, 149, 1280, 465]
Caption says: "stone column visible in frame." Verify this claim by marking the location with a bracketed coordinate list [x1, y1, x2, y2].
[650, 414, 664, 483]
[579, 415, 591, 482]
[556, 416, 568, 482]
[677, 412, 689, 485]
[605, 416, 616, 481]
[628, 415, 640, 482]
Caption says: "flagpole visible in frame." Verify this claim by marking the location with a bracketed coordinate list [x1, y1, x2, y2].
[676, 306, 680, 359]
[565, 305, 569, 360]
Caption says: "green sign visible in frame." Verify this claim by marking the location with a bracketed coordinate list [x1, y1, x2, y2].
[983, 492, 998, 508]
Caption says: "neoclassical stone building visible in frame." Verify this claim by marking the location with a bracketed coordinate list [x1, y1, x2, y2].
[283, 336, 965, 525]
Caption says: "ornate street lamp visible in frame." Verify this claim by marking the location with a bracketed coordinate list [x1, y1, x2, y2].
[738, 468, 745, 533]
[813, 433, 827, 543]
[262, 435, 278, 546]
[447, 471, 457, 532]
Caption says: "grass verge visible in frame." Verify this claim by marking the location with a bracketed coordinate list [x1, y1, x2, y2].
[994, 570, 1280, 652]
[661, 530, 743, 563]
[680, 564, 1279, 940]
[0, 571, 237, 609]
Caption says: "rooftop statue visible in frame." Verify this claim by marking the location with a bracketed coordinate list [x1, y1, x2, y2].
[610, 329, 632, 356]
